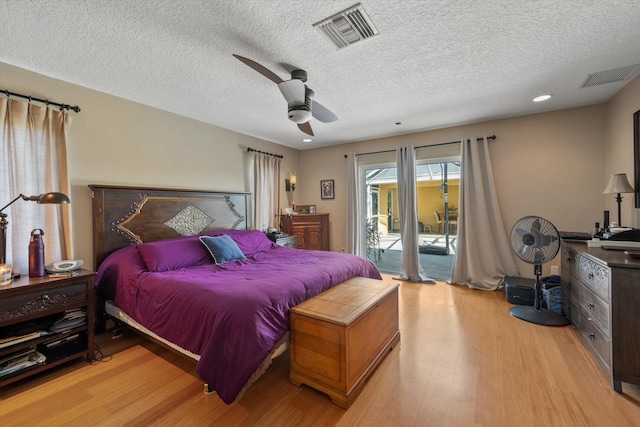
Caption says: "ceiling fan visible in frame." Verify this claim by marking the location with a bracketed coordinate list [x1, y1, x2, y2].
[233, 54, 338, 137]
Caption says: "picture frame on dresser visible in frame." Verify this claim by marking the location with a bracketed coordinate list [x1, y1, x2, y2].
[321, 180, 334, 199]
[294, 205, 315, 214]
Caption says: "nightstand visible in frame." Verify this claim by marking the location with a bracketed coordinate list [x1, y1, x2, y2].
[275, 235, 298, 248]
[0, 270, 95, 387]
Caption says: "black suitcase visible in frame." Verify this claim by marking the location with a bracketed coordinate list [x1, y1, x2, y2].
[504, 276, 535, 305]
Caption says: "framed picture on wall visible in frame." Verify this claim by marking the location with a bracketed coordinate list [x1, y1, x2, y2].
[321, 179, 334, 199]
[634, 109, 640, 207]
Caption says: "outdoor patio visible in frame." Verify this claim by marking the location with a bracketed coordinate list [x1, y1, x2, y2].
[367, 233, 456, 281]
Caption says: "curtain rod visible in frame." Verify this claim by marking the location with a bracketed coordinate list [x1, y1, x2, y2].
[344, 135, 496, 158]
[247, 147, 283, 159]
[1, 88, 81, 113]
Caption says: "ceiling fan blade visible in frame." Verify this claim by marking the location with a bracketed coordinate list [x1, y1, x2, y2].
[278, 80, 306, 105]
[232, 54, 283, 84]
[311, 100, 338, 123]
[298, 122, 314, 136]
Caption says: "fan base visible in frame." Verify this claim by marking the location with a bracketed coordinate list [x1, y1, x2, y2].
[510, 306, 569, 327]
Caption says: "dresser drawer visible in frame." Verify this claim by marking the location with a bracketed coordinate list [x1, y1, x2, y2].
[577, 253, 610, 301]
[579, 282, 610, 335]
[0, 283, 88, 326]
[579, 313, 611, 368]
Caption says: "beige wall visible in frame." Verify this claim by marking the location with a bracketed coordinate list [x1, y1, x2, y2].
[297, 103, 614, 276]
[1, 62, 300, 269]
[3, 61, 639, 277]
[604, 75, 640, 227]
[296, 75, 639, 276]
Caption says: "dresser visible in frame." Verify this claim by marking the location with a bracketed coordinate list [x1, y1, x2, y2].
[0, 270, 95, 387]
[289, 277, 400, 408]
[281, 213, 329, 251]
[560, 242, 640, 392]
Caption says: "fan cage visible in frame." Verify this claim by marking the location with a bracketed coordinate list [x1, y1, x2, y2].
[510, 216, 560, 264]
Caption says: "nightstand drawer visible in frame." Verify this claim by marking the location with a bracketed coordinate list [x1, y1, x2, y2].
[0, 283, 87, 325]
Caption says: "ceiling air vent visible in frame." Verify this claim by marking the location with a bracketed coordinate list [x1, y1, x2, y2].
[581, 64, 640, 87]
[313, 3, 379, 50]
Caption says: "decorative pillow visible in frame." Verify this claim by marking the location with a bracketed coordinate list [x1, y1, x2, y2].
[202, 229, 276, 255]
[137, 236, 211, 272]
[200, 235, 246, 264]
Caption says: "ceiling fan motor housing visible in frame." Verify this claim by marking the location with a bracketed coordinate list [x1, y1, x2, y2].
[287, 87, 314, 124]
[291, 69, 307, 82]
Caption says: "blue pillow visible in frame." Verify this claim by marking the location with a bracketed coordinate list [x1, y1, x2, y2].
[200, 235, 246, 264]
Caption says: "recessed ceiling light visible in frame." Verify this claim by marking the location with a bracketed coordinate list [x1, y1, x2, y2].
[533, 94, 552, 102]
[303, 138, 312, 142]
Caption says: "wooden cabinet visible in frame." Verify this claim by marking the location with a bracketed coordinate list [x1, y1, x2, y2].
[0, 270, 95, 387]
[289, 277, 400, 408]
[561, 242, 640, 392]
[281, 213, 329, 251]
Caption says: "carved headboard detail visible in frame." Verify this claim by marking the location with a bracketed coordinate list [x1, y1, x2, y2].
[90, 185, 250, 267]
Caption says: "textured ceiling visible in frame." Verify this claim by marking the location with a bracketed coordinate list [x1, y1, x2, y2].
[1, 1, 640, 150]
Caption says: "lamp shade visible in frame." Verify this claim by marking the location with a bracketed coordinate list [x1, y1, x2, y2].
[36, 192, 71, 204]
[602, 173, 634, 194]
[289, 173, 297, 186]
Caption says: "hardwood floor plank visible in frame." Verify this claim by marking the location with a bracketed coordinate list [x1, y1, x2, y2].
[2, 275, 639, 426]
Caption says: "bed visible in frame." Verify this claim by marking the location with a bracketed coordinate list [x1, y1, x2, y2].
[90, 185, 382, 404]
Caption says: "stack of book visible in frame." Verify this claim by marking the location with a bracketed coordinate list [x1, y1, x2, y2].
[0, 331, 48, 350]
[0, 348, 46, 378]
[49, 308, 86, 333]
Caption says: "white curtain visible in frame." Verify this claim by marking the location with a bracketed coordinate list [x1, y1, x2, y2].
[252, 152, 281, 231]
[0, 98, 72, 275]
[345, 153, 362, 255]
[395, 146, 435, 283]
[451, 137, 518, 290]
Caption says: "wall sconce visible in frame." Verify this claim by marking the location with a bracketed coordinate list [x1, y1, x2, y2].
[0, 192, 71, 264]
[286, 172, 297, 192]
[602, 173, 634, 227]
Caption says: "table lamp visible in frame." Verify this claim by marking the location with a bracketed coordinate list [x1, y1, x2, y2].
[602, 173, 634, 227]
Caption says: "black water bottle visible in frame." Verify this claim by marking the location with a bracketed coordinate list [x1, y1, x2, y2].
[29, 228, 45, 277]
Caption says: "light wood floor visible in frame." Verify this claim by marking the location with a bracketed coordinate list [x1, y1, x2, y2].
[2, 274, 640, 426]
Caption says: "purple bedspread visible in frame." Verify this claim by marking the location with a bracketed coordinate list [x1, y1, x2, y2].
[95, 230, 381, 404]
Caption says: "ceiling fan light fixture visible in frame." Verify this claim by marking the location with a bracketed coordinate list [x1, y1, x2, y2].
[288, 106, 312, 124]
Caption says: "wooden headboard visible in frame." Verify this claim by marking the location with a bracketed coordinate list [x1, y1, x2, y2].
[90, 185, 251, 267]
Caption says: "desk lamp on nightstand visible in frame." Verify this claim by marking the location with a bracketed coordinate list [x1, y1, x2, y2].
[0, 192, 70, 264]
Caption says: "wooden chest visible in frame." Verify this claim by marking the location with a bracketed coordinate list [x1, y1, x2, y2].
[289, 277, 400, 408]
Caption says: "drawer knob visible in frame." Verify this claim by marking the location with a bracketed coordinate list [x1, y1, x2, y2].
[588, 333, 595, 340]
[588, 273, 594, 280]
[588, 303, 594, 310]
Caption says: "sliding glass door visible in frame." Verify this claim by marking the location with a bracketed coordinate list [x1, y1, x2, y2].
[361, 156, 460, 280]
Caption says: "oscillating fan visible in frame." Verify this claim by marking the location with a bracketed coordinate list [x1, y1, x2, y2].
[509, 216, 569, 326]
